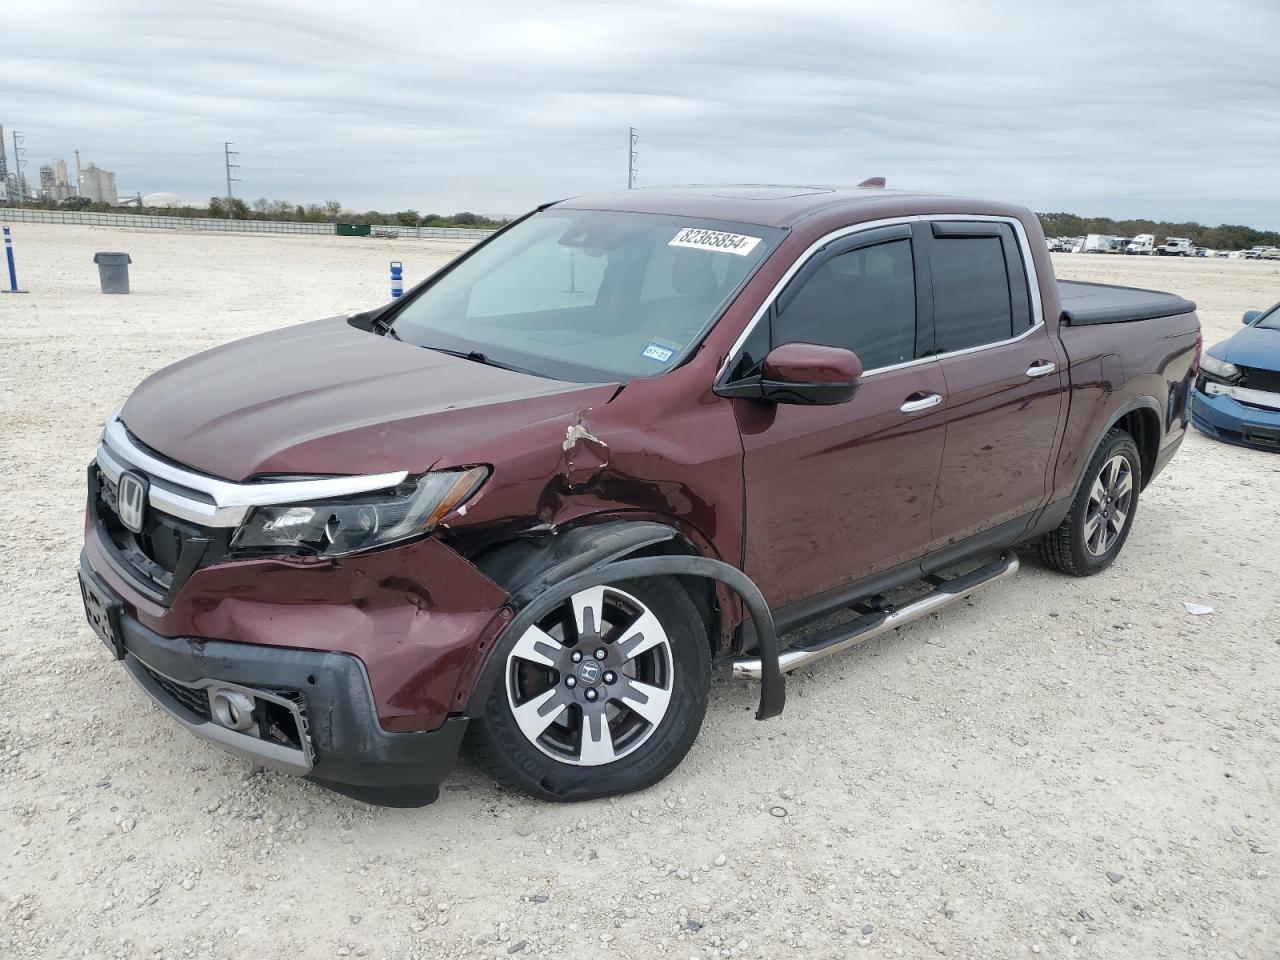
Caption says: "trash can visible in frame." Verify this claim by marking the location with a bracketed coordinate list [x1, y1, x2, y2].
[93, 252, 132, 294]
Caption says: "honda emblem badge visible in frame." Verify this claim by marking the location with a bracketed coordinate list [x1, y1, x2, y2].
[116, 471, 148, 533]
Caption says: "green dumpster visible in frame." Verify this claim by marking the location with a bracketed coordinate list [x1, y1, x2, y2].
[335, 223, 372, 237]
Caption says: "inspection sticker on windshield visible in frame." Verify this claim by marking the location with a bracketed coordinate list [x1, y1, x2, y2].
[669, 227, 761, 256]
[642, 338, 680, 363]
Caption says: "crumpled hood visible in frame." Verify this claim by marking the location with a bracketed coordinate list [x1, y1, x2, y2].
[120, 317, 617, 481]
[1216, 324, 1280, 370]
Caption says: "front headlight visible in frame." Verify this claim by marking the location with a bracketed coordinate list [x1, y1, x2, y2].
[1199, 353, 1240, 381]
[231, 466, 488, 558]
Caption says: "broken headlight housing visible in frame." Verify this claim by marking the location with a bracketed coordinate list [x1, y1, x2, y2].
[1199, 353, 1240, 382]
[231, 467, 488, 558]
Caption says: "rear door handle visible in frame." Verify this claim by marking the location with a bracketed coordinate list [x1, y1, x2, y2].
[900, 392, 943, 414]
[1026, 360, 1057, 378]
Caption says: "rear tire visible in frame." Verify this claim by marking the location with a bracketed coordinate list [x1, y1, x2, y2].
[1038, 428, 1141, 576]
[468, 575, 710, 802]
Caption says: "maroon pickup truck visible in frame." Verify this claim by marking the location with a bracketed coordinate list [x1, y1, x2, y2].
[78, 184, 1202, 805]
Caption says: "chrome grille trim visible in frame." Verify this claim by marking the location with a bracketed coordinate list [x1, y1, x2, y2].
[95, 416, 409, 528]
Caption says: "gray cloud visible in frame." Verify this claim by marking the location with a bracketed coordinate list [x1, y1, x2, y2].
[6, 0, 1279, 226]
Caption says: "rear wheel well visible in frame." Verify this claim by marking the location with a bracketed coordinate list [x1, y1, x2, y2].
[1114, 407, 1160, 487]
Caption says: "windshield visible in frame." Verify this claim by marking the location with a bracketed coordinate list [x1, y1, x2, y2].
[389, 209, 784, 381]
[1256, 303, 1280, 330]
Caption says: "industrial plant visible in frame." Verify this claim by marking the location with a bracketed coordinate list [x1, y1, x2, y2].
[0, 125, 120, 206]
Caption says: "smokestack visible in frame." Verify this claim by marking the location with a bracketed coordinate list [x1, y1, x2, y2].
[75, 150, 82, 195]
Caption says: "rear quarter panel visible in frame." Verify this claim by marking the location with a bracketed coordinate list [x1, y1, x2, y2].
[1054, 312, 1200, 499]
[1013, 211, 1199, 499]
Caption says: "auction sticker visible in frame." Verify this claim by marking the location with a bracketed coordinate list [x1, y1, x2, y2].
[669, 227, 761, 256]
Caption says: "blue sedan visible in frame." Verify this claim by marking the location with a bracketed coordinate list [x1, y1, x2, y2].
[1192, 301, 1280, 450]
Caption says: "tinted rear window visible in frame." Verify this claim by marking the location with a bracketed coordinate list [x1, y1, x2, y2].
[928, 223, 1032, 352]
[930, 237, 1013, 352]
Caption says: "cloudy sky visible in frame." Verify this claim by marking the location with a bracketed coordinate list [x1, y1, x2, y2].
[6, 1, 1279, 226]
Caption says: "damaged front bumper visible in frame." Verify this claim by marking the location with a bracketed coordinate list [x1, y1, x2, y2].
[82, 555, 467, 806]
[1191, 383, 1280, 450]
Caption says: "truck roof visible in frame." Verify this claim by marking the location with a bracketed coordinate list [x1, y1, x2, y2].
[554, 183, 1028, 230]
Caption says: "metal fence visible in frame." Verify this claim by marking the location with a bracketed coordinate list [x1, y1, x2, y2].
[0, 207, 495, 241]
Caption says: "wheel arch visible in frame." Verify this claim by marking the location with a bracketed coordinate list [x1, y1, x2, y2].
[1112, 404, 1161, 489]
[466, 523, 784, 722]
[471, 518, 687, 605]
[471, 516, 732, 653]
[1070, 395, 1163, 500]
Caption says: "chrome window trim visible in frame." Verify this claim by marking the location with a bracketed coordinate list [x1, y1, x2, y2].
[715, 213, 1047, 383]
[96, 416, 408, 528]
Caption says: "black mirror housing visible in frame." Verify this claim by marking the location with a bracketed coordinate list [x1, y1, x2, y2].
[715, 342, 863, 406]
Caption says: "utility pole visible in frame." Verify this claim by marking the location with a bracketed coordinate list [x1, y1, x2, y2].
[74, 149, 82, 195]
[0, 124, 9, 204]
[223, 141, 240, 201]
[628, 127, 639, 190]
[12, 130, 27, 204]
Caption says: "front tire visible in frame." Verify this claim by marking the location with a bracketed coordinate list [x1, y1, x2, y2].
[469, 575, 710, 801]
[1038, 428, 1141, 576]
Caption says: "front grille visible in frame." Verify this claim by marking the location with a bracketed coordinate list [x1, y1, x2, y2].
[140, 663, 213, 720]
[90, 465, 230, 603]
[1240, 366, 1280, 394]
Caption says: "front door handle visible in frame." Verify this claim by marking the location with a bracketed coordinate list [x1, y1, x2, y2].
[1026, 360, 1057, 378]
[900, 392, 943, 414]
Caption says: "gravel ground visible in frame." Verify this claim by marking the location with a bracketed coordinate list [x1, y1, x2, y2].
[1, 224, 1277, 960]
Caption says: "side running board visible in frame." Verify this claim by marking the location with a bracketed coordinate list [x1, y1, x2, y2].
[732, 551, 1020, 679]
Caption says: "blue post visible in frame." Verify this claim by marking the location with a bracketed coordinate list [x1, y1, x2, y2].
[390, 261, 403, 299]
[2, 226, 27, 294]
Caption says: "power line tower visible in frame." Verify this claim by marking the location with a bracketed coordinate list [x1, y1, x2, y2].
[12, 130, 27, 203]
[628, 127, 638, 190]
[223, 141, 241, 201]
[0, 124, 9, 204]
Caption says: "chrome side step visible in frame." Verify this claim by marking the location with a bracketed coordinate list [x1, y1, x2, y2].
[732, 551, 1020, 679]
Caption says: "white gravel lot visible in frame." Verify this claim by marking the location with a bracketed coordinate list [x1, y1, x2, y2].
[1, 223, 1278, 960]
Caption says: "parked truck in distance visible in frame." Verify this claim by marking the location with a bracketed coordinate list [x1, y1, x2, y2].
[1125, 234, 1155, 255]
[78, 183, 1203, 805]
[1083, 233, 1117, 254]
[1157, 237, 1194, 256]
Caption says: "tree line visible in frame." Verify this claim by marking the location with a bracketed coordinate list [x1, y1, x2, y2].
[27, 194, 509, 230]
[1037, 212, 1280, 250]
[18, 194, 1280, 248]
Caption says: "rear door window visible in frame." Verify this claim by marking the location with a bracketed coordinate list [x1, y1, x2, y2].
[927, 223, 1032, 352]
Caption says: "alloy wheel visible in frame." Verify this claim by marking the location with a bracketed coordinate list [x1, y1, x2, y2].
[504, 585, 675, 766]
[1084, 453, 1133, 557]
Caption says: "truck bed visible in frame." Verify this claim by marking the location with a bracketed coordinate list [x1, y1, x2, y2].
[1057, 280, 1196, 326]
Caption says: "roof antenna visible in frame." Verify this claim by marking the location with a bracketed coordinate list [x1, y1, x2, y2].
[858, 176, 886, 188]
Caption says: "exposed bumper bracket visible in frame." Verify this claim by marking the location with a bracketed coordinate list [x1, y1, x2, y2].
[124, 653, 315, 775]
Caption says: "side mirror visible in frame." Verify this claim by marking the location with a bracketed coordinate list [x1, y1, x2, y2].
[1243, 310, 1262, 325]
[760, 342, 863, 405]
